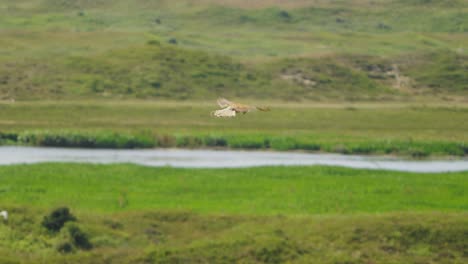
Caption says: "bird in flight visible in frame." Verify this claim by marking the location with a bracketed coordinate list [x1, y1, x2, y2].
[211, 98, 270, 117]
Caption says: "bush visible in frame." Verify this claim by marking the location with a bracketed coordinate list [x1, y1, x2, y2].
[56, 223, 93, 253]
[157, 134, 176, 147]
[204, 135, 228, 147]
[331, 144, 350, 154]
[0, 132, 18, 142]
[67, 223, 92, 250]
[278, 10, 291, 21]
[17, 131, 156, 149]
[408, 148, 430, 158]
[42, 207, 76, 232]
[460, 143, 468, 155]
[348, 143, 378, 154]
[147, 39, 160, 46]
[175, 135, 203, 148]
[295, 141, 321, 151]
[270, 137, 297, 151]
[227, 136, 267, 149]
[57, 242, 74, 253]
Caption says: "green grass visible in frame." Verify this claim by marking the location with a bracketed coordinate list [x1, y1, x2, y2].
[0, 163, 467, 263]
[1, 101, 468, 156]
[1, 163, 466, 214]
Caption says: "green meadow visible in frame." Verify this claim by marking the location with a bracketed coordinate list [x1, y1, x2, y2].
[0, 164, 467, 263]
[2, 164, 467, 214]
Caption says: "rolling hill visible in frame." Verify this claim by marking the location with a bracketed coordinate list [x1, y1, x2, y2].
[0, 0, 467, 101]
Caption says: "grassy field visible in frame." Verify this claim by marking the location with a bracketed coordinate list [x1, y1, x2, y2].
[0, 163, 467, 263]
[2, 164, 467, 213]
[0, 0, 467, 100]
[1, 101, 468, 156]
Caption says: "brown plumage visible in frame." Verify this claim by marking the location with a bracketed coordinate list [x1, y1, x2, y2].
[211, 98, 270, 117]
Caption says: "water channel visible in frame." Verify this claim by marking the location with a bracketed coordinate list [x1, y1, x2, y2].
[1, 146, 467, 173]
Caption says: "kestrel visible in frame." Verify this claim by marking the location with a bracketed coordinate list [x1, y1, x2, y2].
[211, 98, 270, 117]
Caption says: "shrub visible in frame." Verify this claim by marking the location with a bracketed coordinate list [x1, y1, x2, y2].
[147, 39, 160, 46]
[56, 223, 93, 253]
[278, 10, 291, 21]
[67, 223, 92, 250]
[252, 238, 304, 264]
[460, 143, 468, 155]
[377, 22, 392, 30]
[296, 141, 321, 151]
[17, 131, 156, 149]
[175, 135, 203, 148]
[348, 143, 378, 154]
[227, 136, 266, 149]
[42, 207, 76, 232]
[57, 242, 74, 253]
[270, 137, 297, 151]
[0, 132, 18, 142]
[157, 134, 176, 147]
[270, 137, 320, 152]
[102, 219, 123, 230]
[17, 131, 37, 144]
[331, 144, 350, 154]
[204, 135, 228, 147]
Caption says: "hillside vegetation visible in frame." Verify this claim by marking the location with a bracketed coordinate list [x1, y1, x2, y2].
[0, 164, 467, 263]
[0, 0, 467, 100]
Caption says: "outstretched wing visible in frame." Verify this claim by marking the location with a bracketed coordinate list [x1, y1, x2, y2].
[217, 98, 234, 108]
[213, 98, 269, 117]
[212, 107, 236, 117]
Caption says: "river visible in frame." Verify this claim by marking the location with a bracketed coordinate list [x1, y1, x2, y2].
[1, 146, 467, 173]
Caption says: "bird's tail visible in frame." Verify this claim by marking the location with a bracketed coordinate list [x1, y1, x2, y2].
[255, 106, 271, 112]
